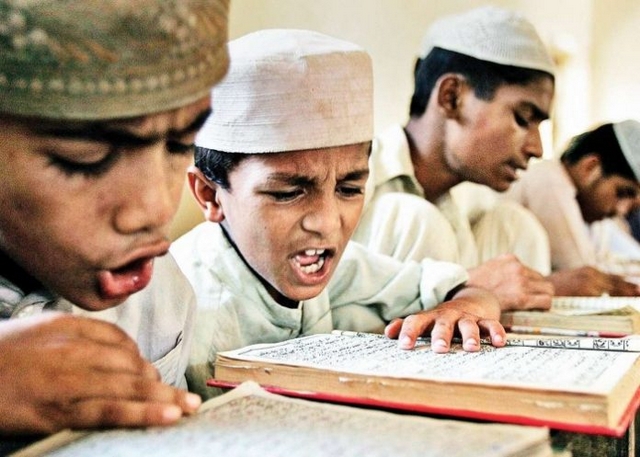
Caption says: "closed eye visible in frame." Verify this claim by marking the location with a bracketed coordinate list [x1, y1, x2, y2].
[49, 151, 119, 177]
[514, 112, 530, 128]
[167, 140, 195, 155]
[337, 184, 365, 198]
[266, 189, 305, 202]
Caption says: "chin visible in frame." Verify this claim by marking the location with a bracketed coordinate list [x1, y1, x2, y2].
[70, 293, 128, 312]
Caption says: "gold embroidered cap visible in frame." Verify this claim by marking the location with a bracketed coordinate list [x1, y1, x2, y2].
[0, 0, 230, 120]
[195, 28, 373, 153]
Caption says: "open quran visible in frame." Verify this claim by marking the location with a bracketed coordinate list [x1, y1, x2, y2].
[12, 381, 553, 457]
[211, 331, 640, 437]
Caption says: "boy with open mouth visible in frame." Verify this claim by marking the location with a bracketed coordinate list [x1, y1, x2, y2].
[0, 0, 229, 449]
[171, 28, 506, 399]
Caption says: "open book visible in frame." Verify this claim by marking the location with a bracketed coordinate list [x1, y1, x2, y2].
[11, 381, 553, 457]
[501, 296, 640, 337]
[211, 331, 640, 437]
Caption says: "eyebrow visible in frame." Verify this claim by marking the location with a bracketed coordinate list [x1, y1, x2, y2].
[520, 101, 549, 122]
[36, 108, 212, 147]
[265, 167, 370, 186]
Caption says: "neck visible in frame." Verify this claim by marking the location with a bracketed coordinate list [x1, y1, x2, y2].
[404, 117, 462, 202]
[220, 225, 299, 309]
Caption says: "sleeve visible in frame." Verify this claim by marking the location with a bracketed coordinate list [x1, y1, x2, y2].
[510, 165, 597, 270]
[328, 241, 468, 323]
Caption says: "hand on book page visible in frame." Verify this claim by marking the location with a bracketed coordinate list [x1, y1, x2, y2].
[11, 381, 554, 457]
[384, 285, 506, 352]
[0, 314, 200, 435]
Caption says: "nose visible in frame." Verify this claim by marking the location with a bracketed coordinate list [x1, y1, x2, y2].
[617, 198, 635, 216]
[113, 146, 183, 234]
[523, 127, 544, 160]
[301, 192, 342, 237]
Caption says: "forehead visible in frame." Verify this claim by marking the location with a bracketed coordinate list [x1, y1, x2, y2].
[491, 76, 554, 115]
[233, 143, 371, 179]
[606, 174, 640, 189]
[2, 96, 212, 139]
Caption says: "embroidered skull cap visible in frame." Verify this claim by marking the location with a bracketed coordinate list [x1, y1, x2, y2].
[0, 0, 230, 119]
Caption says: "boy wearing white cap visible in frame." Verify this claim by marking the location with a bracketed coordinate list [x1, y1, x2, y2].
[170, 28, 506, 399]
[0, 0, 229, 446]
[352, 6, 635, 301]
[504, 121, 640, 293]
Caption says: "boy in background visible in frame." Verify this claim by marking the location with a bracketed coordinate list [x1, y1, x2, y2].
[352, 6, 635, 301]
[171, 28, 505, 399]
[504, 120, 640, 294]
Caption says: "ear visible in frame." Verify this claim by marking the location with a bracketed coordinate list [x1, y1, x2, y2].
[580, 154, 603, 185]
[187, 165, 226, 223]
[435, 74, 465, 118]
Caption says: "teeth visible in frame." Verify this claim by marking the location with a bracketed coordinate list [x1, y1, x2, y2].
[299, 257, 325, 274]
[304, 248, 325, 256]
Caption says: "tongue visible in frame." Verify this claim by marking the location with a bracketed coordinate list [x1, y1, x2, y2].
[98, 258, 154, 300]
[295, 253, 320, 267]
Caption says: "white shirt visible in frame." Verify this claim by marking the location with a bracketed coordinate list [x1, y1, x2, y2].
[170, 221, 468, 398]
[502, 159, 596, 270]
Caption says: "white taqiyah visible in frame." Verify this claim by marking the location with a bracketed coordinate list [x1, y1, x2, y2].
[614, 120, 640, 181]
[195, 28, 373, 153]
[419, 6, 555, 76]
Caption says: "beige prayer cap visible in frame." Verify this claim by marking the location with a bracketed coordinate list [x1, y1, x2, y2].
[614, 120, 640, 181]
[420, 6, 555, 76]
[195, 28, 373, 153]
[0, 0, 229, 120]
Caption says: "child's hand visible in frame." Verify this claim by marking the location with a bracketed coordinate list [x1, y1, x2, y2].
[0, 313, 201, 435]
[384, 286, 505, 353]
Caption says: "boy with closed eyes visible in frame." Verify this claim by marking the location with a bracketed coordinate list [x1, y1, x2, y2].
[351, 5, 636, 302]
[170, 28, 506, 399]
[0, 0, 229, 449]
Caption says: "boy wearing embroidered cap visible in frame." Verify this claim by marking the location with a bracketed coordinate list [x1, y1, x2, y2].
[352, 6, 631, 303]
[503, 120, 640, 293]
[170, 28, 506, 399]
[0, 0, 229, 445]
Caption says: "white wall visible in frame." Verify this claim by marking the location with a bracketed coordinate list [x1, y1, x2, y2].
[169, 0, 640, 239]
[591, 0, 640, 124]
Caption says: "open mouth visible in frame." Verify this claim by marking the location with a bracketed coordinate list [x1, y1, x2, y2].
[98, 257, 154, 300]
[293, 248, 328, 275]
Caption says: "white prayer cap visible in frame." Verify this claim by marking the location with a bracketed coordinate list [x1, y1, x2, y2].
[614, 120, 640, 181]
[195, 28, 373, 153]
[419, 6, 555, 76]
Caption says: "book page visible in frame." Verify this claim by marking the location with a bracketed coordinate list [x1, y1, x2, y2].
[551, 296, 640, 315]
[13, 382, 551, 457]
[224, 333, 640, 394]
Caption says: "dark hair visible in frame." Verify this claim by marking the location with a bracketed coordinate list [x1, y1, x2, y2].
[194, 146, 249, 190]
[560, 123, 635, 181]
[409, 47, 555, 117]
